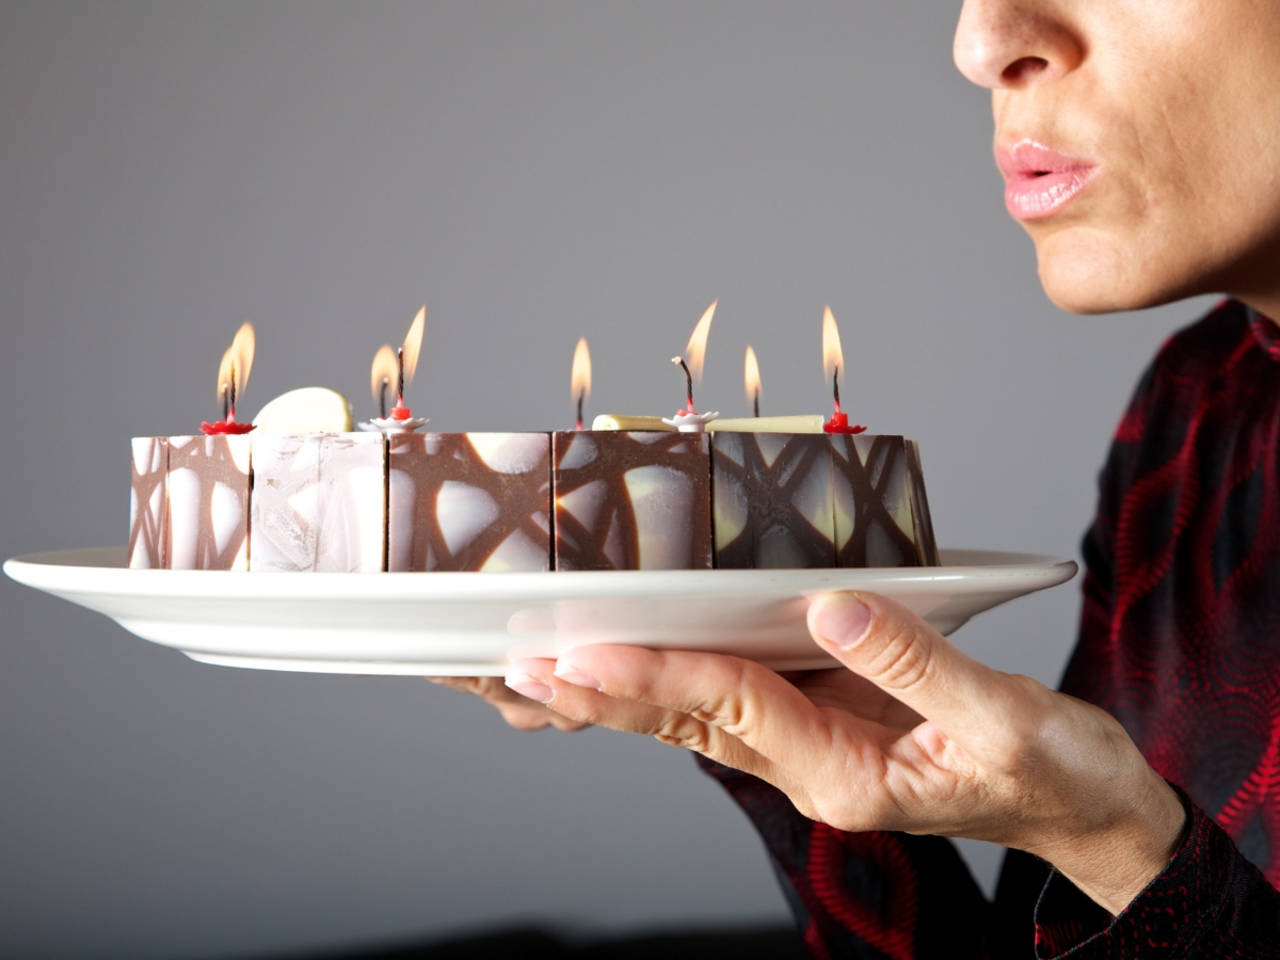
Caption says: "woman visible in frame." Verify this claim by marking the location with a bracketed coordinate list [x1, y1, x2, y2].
[438, 2, 1280, 954]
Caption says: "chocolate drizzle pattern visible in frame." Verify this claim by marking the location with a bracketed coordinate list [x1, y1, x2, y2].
[388, 433, 551, 571]
[712, 433, 836, 568]
[553, 431, 712, 570]
[166, 435, 252, 570]
[832, 435, 936, 567]
[904, 440, 940, 566]
[128, 437, 168, 568]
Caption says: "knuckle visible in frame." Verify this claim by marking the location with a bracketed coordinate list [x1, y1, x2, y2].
[653, 715, 712, 754]
[689, 661, 750, 733]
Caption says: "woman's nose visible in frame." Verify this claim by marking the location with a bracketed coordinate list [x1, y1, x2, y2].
[953, 0, 1084, 90]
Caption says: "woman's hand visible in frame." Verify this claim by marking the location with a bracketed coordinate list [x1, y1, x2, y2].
[502, 590, 1186, 915]
[426, 676, 588, 732]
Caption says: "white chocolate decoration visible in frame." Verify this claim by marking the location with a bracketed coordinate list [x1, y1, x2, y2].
[253, 387, 354, 434]
[593, 414, 826, 434]
[435, 481, 501, 557]
[707, 415, 826, 434]
[623, 465, 695, 569]
[590, 415, 673, 432]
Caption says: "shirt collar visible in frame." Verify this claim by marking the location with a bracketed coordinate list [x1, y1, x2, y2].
[1244, 304, 1280, 362]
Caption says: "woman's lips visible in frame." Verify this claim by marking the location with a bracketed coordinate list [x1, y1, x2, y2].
[997, 139, 1098, 221]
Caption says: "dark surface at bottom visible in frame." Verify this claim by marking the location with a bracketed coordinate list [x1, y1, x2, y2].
[263, 926, 808, 960]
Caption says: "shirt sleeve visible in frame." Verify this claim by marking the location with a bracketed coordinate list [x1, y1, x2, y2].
[695, 753, 996, 959]
[1033, 789, 1280, 958]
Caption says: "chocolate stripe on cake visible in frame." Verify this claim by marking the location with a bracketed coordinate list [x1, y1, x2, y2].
[388, 433, 551, 572]
[712, 433, 836, 568]
[129, 437, 168, 569]
[553, 431, 712, 570]
[167, 434, 252, 570]
[832, 435, 925, 567]
[904, 439, 940, 566]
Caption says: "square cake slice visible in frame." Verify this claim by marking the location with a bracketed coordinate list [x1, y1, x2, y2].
[249, 433, 386, 572]
[128, 437, 168, 569]
[711, 432, 836, 568]
[388, 432, 552, 572]
[553, 431, 712, 570]
[831, 434, 937, 567]
[166, 434, 252, 570]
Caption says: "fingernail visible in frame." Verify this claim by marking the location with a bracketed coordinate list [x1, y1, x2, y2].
[504, 670, 554, 704]
[812, 593, 872, 649]
[553, 663, 601, 690]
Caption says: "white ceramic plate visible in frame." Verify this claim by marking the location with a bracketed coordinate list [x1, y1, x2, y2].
[5, 547, 1076, 676]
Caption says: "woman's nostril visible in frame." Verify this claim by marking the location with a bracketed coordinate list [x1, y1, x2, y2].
[1002, 56, 1050, 85]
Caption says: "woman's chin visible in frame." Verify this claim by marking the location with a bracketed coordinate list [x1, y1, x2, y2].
[1034, 232, 1199, 315]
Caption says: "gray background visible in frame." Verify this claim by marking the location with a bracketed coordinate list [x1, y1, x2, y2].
[0, 3, 1210, 958]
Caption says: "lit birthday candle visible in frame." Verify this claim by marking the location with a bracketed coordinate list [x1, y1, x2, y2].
[370, 345, 396, 419]
[745, 345, 761, 418]
[571, 337, 591, 430]
[702, 343, 825, 434]
[365, 306, 429, 434]
[201, 323, 257, 436]
[663, 300, 720, 432]
[821, 306, 866, 435]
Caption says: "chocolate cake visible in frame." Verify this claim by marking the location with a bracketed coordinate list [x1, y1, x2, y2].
[129, 428, 937, 572]
[711, 432, 836, 569]
[249, 432, 385, 572]
[165, 434, 253, 571]
[388, 432, 552, 572]
[552, 430, 713, 571]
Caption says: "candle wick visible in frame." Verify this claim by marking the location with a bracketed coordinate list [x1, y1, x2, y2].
[575, 391, 585, 431]
[221, 384, 229, 422]
[379, 381, 389, 419]
[832, 364, 842, 415]
[753, 392, 760, 418]
[673, 356, 695, 413]
[228, 363, 237, 422]
[396, 347, 406, 404]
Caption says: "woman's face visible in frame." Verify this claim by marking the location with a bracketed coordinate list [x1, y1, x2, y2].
[954, 0, 1280, 315]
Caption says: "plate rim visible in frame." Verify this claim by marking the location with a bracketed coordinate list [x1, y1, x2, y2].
[5, 545, 1079, 599]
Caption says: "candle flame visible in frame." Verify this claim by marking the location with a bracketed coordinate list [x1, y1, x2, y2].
[400, 305, 426, 384]
[744, 345, 761, 406]
[570, 337, 591, 403]
[683, 299, 717, 383]
[821, 306, 844, 385]
[370, 345, 397, 403]
[216, 322, 256, 408]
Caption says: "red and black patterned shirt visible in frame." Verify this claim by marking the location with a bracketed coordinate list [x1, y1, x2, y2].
[700, 299, 1280, 957]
